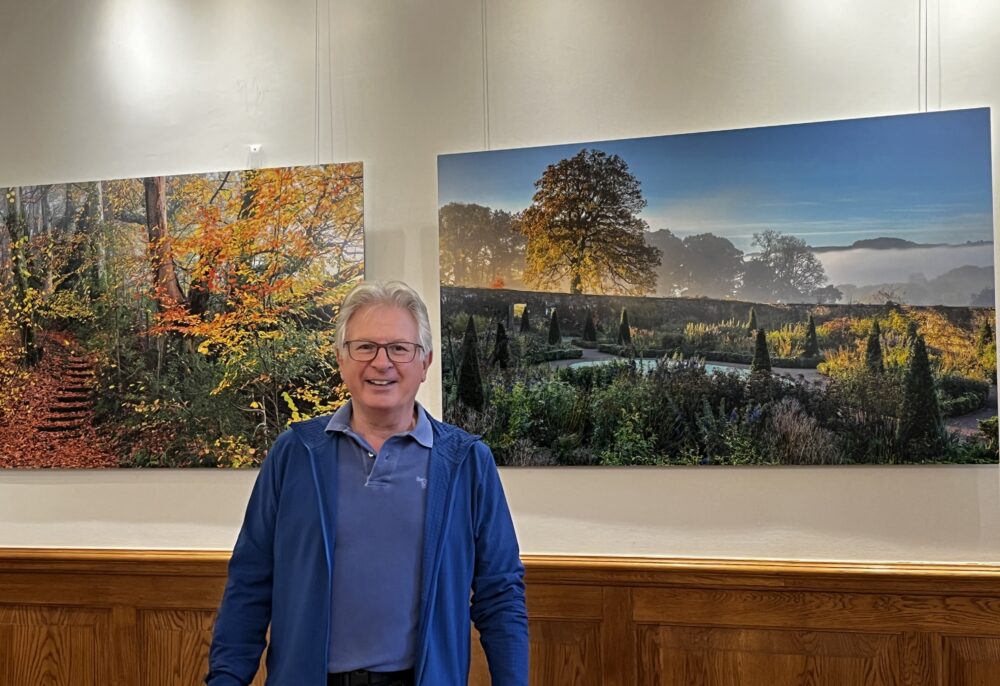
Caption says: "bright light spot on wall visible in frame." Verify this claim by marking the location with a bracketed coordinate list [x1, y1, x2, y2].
[101, 0, 181, 114]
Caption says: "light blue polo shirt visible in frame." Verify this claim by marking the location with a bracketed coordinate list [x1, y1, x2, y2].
[324, 400, 432, 672]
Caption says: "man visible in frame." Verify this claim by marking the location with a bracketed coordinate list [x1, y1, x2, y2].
[206, 281, 528, 686]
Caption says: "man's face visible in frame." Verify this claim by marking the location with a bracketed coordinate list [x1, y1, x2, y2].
[336, 304, 432, 420]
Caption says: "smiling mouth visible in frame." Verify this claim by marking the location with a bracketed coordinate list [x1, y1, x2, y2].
[367, 380, 396, 386]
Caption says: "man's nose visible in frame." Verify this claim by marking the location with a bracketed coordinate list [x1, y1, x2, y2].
[371, 346, 393, 366]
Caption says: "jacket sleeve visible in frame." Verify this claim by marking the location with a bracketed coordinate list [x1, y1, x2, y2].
[205, 432, 289, 686]
[469, 442, 529, 686]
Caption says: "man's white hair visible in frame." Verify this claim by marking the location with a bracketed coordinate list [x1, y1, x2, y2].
[335, 280, 433, 357]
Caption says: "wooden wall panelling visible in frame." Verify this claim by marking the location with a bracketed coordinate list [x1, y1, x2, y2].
[141, 609, 216, 686]
[137, 607, 266, 686]
[636, 624, 899, 686]
[601, 586, 636, 686]
[111, 606, 140, 686]
[631, 585, 1000, 684]
[899, 631, 937, 686]
[528, 583, 603, 685]
[942, 636, 1000, 686]
[2, 551, 1000, 686]
[0, 605, 110, 686]
[472, 583, 605, 685]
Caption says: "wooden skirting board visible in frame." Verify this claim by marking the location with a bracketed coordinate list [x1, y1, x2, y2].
[1, 549, 999, 685]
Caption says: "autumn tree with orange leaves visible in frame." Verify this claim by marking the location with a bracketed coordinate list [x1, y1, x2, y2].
[516, 149, 661, 295]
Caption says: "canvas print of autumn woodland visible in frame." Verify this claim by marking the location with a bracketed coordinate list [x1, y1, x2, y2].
[439, 108, 998, 466]
[0, 163, 363, 468]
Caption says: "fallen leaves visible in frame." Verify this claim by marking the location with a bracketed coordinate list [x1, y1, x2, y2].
[0, 331, 118, 469]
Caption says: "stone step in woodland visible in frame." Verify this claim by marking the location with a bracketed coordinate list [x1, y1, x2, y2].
[50, 404, 90, 413]
[41, 422, 86, 431]
[46, 409, 86, 419]
[32, 348, 98, 440]
[37, 424, 83, 432]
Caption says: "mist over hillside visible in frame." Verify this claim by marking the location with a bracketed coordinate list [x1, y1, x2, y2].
[642, 228, 994, 305]
[836, 264, 994, 306]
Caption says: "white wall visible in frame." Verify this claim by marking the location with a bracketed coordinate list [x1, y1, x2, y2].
[0, 0, 998, 562]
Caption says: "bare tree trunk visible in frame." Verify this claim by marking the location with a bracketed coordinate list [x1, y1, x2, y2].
[3, 187, 41, 365]
[94, 181, 107, 284]
[39, 186, 54, 294]
[94, 181, 105, 222]
[0, 210, 9, 290]
[59, 183, 76, 235]
[0, 188, 8, 288]
[143, 176, 185, 309]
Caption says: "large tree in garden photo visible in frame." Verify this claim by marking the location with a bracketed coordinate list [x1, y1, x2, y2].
[739, 229, 829, 302]
[517, 149, 661, 295]
[646, 229, 743, 298]
[439, 202, 523, 288]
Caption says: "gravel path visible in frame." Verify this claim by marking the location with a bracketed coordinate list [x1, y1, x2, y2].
[945, 385, 998, 436]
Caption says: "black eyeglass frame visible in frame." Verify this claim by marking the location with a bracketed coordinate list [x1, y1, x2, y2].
[343, 340, 425, 363]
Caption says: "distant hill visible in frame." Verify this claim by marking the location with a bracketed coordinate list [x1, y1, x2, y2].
[812, 237, 991, 253]
[848, 237, 921, 250]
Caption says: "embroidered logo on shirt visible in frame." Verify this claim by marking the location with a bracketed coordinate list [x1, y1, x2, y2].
[416, 476, 427, 489]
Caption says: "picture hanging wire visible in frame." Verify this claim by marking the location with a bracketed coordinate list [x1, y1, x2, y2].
[314, 0, 321, 164]
[313, 0, 337, 163]
[481, 0, 491, 150]
[915, 0, 942, 113]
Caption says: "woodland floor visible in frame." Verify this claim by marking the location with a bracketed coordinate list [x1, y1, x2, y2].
[0, 330, 118, 468]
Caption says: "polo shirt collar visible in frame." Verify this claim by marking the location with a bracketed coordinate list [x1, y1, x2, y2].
[325, 399, 434, 448]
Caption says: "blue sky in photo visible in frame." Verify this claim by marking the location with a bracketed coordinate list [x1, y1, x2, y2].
[437, 108, 994, 252]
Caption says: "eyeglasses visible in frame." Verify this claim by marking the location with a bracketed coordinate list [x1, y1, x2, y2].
[344, 340, 424, 363]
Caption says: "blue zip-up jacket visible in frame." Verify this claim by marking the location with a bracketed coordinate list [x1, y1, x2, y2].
[206, 414, 528, 686]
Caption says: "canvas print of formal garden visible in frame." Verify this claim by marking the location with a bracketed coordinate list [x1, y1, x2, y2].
[439, 108, 998, 466]
[0, 163, 363, 468]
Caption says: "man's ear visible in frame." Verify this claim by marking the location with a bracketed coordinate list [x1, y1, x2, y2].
[421, 350, 434, 381]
